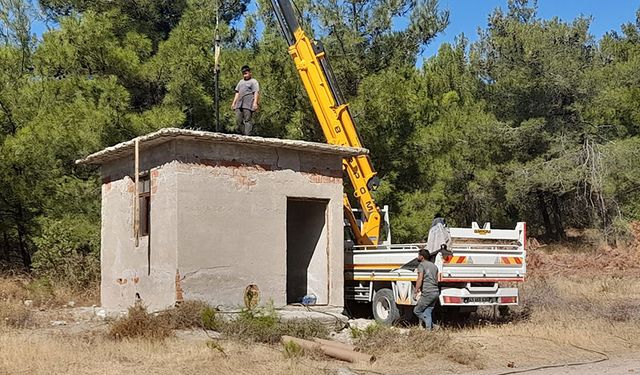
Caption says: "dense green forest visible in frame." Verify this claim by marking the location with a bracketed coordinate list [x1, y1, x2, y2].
[0, 0, 638, 280]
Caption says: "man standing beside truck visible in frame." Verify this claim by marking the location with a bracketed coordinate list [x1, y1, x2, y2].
[414, 248, 439, 330]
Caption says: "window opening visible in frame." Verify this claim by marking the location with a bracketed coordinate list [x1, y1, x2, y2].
[138, 173, 151, 237]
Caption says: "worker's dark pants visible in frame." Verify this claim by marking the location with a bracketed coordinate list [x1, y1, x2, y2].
[413, 291, 438, 329]
[235, 108, 253, 135]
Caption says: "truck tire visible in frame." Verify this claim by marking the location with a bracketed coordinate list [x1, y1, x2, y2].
[372, 288, 400, 325]
[498, 305, 510, 318]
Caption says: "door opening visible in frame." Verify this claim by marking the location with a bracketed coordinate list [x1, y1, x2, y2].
[286, 198, 329, 304]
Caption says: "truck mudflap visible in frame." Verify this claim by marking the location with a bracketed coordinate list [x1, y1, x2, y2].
[439, 285, 519, 306]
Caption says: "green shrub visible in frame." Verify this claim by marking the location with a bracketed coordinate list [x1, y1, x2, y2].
[350, 322, 385, 339]
[282, 340, 304, 359]
[201, 306, 220, 330]
[222, 305, 281, 343]
[278, 319, 329, 340]
[221, 304, 328, 344]
[31, 217, 100, 288]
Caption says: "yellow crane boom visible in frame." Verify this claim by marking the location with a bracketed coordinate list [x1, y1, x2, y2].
[269, 0, 381, 245]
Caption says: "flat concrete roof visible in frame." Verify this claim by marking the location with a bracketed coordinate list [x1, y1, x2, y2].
[76, 128, 369, 165]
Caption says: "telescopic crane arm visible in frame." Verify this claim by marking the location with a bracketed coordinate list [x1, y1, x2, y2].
[269, 0, 381, 245]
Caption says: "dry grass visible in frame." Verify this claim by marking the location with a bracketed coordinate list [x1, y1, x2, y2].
[1, 272, 640, 374]
[108, 304, 172, 341]
[220, 306, 329, 344]
[0, 300, 33, 328]
[0, 274, 99, 308]
[0, 276, 30, 301]
[159, 300, 218, 330]
[352, 324, 485, 369]
[0, 329, 327, 375]
[107, 301, 329, 345]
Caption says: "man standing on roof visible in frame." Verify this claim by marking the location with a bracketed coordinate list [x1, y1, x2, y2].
[231, 65, 260, 136]
[414, 248, 439, 330]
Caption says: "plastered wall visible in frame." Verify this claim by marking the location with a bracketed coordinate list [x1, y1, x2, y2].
[100, 138, 345, 311]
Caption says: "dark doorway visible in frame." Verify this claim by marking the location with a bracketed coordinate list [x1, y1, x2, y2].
[286, 198, 329, 304]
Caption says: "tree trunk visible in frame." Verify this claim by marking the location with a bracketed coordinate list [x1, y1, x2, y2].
[552, 195, 566, 240]
[16, 204, 31, 268]
[16, 223, 31, 269]
[537, 191, 553, 239]
[1, 229, 11, 263]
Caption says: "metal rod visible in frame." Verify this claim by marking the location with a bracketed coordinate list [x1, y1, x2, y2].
[134, 138, 140, 247]
[214, 66, 220, 131]
[214, 3, 221, 132]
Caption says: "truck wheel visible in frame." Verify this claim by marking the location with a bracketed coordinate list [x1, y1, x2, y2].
[372, 288, 400, 325]
[498, 305, 510, 318]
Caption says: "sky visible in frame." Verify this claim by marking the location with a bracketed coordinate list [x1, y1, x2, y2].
[421, 0, 640, 62]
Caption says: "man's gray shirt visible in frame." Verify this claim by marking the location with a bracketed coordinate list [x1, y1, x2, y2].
[417, 260, 439, 295]
[234, 78, 260, 110]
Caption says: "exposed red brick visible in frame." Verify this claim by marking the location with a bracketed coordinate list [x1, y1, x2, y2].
[200, 159, 272, 171]
[303, 172, 342, 184]
[234, 175, 257, 187]
[175, 270, 184, 303]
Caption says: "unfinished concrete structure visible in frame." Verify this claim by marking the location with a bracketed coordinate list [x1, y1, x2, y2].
[77, 128, 367, 312]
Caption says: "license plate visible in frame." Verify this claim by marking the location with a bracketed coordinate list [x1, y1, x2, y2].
[464, 297, 496, 303]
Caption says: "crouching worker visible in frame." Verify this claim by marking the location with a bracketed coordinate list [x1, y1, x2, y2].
[414, 248, 439, 330]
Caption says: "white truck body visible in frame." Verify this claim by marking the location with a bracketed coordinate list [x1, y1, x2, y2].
[344, 217, 527, 324]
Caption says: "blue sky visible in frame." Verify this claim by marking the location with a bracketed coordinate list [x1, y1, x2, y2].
[421, 0, 640, 62]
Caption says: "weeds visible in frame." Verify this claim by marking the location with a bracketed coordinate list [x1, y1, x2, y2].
[0, 300, 32, 328]
[282, 340, 304, 359]
[108, 304, 172, 341]
[0, 277, 29, 301]
[202, 306, 220, 330]
[221, 305, 328, 344]
[0, 274, 98, 308]
[351, 324, 485, 368]
[113, 300, 328, 344]
[350, 322, 384, 340]
[352, 324, 450, 354]
[158, 300, 218, 329]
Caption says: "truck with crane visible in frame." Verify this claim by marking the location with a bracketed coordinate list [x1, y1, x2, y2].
[269, 0, 526, 324]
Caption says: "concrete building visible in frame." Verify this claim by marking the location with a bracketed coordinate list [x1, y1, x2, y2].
[77, 128, 367, 312]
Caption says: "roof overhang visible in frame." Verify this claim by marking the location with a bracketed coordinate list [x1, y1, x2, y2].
[76, 128, 369, 165]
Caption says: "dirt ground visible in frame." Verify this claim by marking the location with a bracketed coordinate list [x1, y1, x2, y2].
[465, 354, 640, 375]
[1, 230, 640, 374]
[2, 274, 640, 374]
